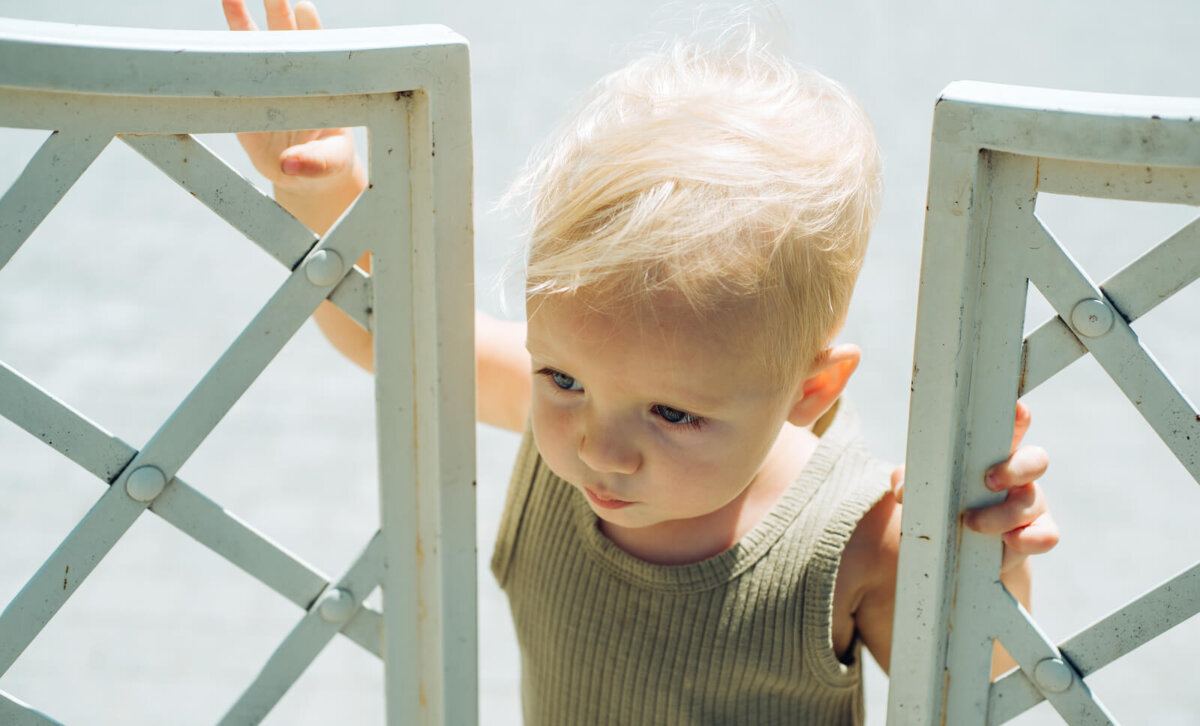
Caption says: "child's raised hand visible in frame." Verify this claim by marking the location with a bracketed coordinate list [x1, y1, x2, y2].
[890, 402, 1060, 573]
[221, 0, 361, 198]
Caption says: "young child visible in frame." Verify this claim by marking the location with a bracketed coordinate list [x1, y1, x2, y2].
[224, 1, 1059, 722]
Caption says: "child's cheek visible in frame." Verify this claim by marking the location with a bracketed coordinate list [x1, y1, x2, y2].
[529, 392, 577, 480]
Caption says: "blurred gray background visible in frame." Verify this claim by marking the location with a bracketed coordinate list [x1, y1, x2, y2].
[0, 1, 1198, 724]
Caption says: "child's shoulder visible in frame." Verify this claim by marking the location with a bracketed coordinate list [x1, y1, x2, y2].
[838, 489, 902, 603]
[798, 396, 903, 662]
[831, 483, 902, 665]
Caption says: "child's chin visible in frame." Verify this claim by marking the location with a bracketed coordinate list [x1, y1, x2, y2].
[591, 504, 667, 533]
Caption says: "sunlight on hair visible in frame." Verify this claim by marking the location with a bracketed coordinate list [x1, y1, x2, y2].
[505, 12, 882, 381]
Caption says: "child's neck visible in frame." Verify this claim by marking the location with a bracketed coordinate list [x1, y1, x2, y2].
[599, 424, 820, 566]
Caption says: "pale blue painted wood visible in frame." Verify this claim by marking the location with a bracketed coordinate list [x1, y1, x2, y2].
[990, 563, 1200, 721]
[122, 134, 318, 268]
[0, 360, 384, 656]
[890, 82, 1200, 724]
[0, 17, 475, 725]
[0, 690, 63, 726]
[0, 481, 147, 674]
[0, 18, 466, 98]
[1023, 220, 1200, 479]
[0, 362, 133, 482]
[220, 533, 385, 724]
[0, 131, 111, 269]
[989, 585, 1118, 723]
[1019, 215, 1200, 396]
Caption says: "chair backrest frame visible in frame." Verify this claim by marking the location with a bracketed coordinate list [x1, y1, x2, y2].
[888, 81, 1200, 725]
[0, 18, 476, 726]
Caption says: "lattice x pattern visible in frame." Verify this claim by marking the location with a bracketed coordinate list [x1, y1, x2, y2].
[887, 83, 1200, 725]
[0, 18, 475, 726]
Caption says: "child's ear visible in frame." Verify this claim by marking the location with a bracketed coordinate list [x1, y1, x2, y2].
[787, 343, 861, 427]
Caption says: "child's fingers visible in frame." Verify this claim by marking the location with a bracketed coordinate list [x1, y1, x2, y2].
[890, 465, 905, 504]
[222, 0, 259, 31]
[964, 482, 1044, 535]
[1002, 512, 1060, 557]
[294, 1, 323, 30]
[1000, 512, 1060, 571]
[1010, 401, 1032, 452]
[264, 0, 298, 30]
[985, 445, 1048, 492]
[280, 132, 354, 177]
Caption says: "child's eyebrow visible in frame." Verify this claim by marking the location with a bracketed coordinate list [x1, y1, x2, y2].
[524, 329, 570, 358]
[656, 387, 726, 414]
[523, 339, 566, 369]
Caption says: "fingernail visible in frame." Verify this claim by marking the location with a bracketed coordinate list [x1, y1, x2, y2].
[985, 471, 1000, 491]
[281, 157, 301, 175]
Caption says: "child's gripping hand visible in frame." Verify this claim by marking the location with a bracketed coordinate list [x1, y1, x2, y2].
[965, 403, 1060, 572]
[890, 402, 1060, 573]
[221, 0, 361, 199]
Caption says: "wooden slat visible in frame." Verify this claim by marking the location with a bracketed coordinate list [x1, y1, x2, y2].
[1038, 158, 1200, 205]
[0, 130, 109, 269]
[990, 586, 1118, 724]
[134, 197, 376, 484]
[328, 265, 372, 332]
[0, 362, 383, 656]
[991, 563, 1200, 721]
[1020, 215, 1200, 395]
[122, 133, 317, 268]
[0, 483, 146, 675]
[0, 362, 133, 483]
[0, 690, 64, 726]
[1026, 220, 1200, 481]
[219, 533, 384, 725]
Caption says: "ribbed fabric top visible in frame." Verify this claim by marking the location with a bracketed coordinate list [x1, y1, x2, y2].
[491, 399, 891, 725]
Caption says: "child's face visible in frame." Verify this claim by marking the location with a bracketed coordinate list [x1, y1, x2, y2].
[525, 294, 802, 535]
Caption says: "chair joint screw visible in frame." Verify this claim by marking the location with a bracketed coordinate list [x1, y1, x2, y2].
[318, 587, 357, 624]
[126, 466, 167, 503]
[1033, 657, 1073, 694]
[1070, 298, 1114, 338]
[305, 249, 345, 287]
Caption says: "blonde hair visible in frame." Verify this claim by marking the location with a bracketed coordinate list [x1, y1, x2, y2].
[513, 25, 882, 383]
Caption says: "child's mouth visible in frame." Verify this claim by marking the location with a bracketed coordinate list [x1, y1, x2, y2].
[585, 487, 634, 509]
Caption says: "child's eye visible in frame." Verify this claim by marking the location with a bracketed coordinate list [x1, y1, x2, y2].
[542, 369, 583, 392]
[652, 404, 704, 429]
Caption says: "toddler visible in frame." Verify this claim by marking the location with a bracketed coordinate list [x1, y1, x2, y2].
[224, 1, 1059, 723]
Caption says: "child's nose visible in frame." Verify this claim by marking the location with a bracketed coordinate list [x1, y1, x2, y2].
[577, 415, 640, 475]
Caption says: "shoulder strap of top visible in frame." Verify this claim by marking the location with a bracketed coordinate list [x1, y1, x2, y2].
[491, 423, 541, 588]
[799, 404, 894, 686]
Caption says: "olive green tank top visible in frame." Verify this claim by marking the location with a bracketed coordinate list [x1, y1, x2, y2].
[491, 399, 891, 725]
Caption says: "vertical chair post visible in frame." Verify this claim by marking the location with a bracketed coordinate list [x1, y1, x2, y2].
[374, 46, 477, 726]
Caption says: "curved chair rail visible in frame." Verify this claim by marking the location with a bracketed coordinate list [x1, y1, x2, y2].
[0, 18, 466, 98]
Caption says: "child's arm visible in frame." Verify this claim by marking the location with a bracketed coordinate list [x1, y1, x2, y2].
[222, 0, 532, 432]
[224, 0, 373, 368]
[840, 403, 1058, 678]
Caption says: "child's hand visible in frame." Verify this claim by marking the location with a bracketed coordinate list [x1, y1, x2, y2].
[890, 402, 1060, 573]
[221, 0, 361, 199]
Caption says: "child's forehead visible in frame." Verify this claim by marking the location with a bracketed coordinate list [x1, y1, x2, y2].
[527, 290, 758, 347]
[527, 291, 798, 382]
[526, 292, 791, 404]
